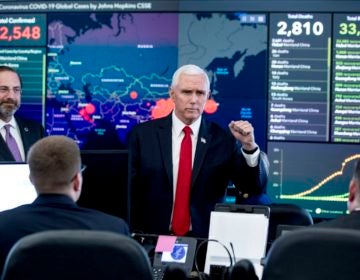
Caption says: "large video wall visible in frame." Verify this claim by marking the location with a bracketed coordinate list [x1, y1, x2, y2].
[1, 0, 360, 219]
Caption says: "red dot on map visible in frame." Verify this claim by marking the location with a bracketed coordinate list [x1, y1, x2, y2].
[151, 98, 174, 119]
[204, 99, 218, 114]
[85, 103, 96, 114]
[79, 108, 85, 116]
[130, 91, 138, 99]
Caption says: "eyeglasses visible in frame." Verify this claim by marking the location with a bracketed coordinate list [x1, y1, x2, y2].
[70, 164, 87, 183]
[0, 86, 22, 95]
[80, 164, 87, 173]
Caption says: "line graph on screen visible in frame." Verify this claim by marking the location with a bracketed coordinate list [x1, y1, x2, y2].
[268, 142, 360, 218]
[280, 154, 360, 202]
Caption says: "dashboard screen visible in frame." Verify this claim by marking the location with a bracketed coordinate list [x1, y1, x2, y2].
[1, 0, 360, 219]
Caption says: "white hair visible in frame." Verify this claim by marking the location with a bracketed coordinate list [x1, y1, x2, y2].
[171, 64, 210, 91]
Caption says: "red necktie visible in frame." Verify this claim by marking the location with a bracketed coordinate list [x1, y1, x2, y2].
[172, 126, 192, 236]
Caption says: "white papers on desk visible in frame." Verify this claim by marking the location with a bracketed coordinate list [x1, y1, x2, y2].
[204, 210, 269, 278]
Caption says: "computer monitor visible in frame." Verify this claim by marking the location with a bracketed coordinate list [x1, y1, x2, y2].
[78, 150, 129, 222]
[0, 163, 37, 212]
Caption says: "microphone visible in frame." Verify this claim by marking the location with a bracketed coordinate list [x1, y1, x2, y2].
[229, 242, 236, 264]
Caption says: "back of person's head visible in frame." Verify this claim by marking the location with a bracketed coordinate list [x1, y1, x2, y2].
[171, 64, 210, 91]
[348, 159, 360, 211]
[27, 136, 81, 194]
[162, 265, 187, 280]
[353, 159, 360, 182]
[228, 259, 259, 280]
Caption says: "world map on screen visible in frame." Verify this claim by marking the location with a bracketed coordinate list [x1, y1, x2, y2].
[46, 12, 267, 149]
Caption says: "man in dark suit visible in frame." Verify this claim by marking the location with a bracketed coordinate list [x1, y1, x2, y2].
[314, 159, 360, 229]
[128, 64, 269, 238]
[0, 65, 44, 162]
[0, 135, 130, 274]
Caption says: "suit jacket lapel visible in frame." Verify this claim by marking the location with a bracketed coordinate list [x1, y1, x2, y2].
[15, 117, 30, 153]
[157, 114, 173, 188]
[192, 119, 212, 185]
[0, 135, 14, 161]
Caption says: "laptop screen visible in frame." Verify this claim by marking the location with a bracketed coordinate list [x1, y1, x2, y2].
[0, 163, 37, 212]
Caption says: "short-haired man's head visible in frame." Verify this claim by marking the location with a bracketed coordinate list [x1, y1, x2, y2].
[353, 159, 360, 182]
[348, 159, 360, 211]
[28, 136, 81, 191]
[171, 64, 210, 92]
[0, 65, 23, 87]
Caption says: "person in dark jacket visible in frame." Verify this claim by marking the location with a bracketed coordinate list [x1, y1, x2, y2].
[0, 65, 44, 162]
[314, 158, 360, 230]
[129, 64, 269, 237]
[0, 135, 129, 274]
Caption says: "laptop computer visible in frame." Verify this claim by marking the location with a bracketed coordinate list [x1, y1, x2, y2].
[152, 236, 197, 280]
[132, 233, 197, 280]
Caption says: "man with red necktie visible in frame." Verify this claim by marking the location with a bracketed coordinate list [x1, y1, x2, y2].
[129, 64, 269, 238]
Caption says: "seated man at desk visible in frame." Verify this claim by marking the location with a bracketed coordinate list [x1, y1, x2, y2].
[314, 158, 360, 229]
[0, 135, 129, 274]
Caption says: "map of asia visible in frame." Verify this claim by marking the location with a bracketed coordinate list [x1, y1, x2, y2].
[46, 12, 267, 149]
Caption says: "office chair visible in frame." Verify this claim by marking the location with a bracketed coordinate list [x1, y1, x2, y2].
[267, 203, 313, 252]
[1, 230, 153, 280]
[262, 227, 360, 280]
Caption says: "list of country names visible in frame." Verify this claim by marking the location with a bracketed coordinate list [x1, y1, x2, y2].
[332, 14, 360, 143]
[268, 13, 331, 141]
